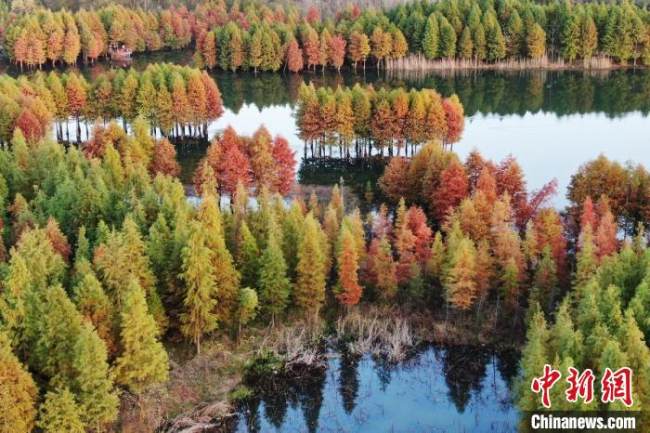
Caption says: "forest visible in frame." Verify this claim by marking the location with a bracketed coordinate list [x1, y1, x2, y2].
[0, 0, 650, 432]
[2, 0, 650, 72]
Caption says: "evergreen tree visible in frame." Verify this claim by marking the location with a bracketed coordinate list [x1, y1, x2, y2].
[237, 287, 258, 335]
[114, 280, 169, 393]
[444, 236, 477, 310]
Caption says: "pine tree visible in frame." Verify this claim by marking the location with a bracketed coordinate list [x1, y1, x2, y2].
[0, 331, 37, 433]
[181, 222, 218, 354]
[114, 279, 169, 393]
[258, 218, 290, 325]
[294, 213, 327, 320]
[37, 387, 85, 433]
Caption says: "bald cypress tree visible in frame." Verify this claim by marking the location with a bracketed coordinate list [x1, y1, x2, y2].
[294, 213, 327, 320]
[181, 222, 218, 354]
[197, 192, 240, 328]
[258, 218, 290, 325]
[114, 280, 169, 393]
[37, 387, 85, 433]
[0, 332, 37, 433]
[72, 323, 119, 429]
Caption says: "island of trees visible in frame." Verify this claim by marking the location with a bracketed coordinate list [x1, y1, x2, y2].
[2, 0, 650, 72]
[0, 64, 223, 145]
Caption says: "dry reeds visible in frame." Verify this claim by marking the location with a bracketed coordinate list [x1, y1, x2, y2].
[385, 53, 614, 72]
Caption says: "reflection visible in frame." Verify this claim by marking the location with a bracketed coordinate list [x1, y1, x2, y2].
[338, 353, 361, 414]
[298, 369, 326, 433]
[442, 345, 490, 413]
[234, 345, 519, 433]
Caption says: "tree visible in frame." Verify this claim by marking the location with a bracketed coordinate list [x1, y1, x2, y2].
[237, 287, 258, 335]
[336, 226, 363, 306]
[73, 271, 115, 355]
[151, 138, 181, 177]
[258, 218, 290, 325]
[422, 14, 440, 59]
[459, 26, 474, 59]
[328, 34, 346, 72]
[365, 236, 398, 302]
[286, 38, 303, 72]
[527, 23, 546, 59]
[235, 220, 259, 290]
[444, 237, 478, 310]
[294, 213, 327, 320]
[114, 280, 169, 393]
[348, 31, 370, 69]
[575, 224, 597, 287]
[181, 223, 218, 354]
[37, 387, 85, 433]
[431, 159, 468, 221]
[0, 331, 37, 433]
[438, 16, 457, 58]
[197, 193, 240, 327]
[272, 135, 296, 195]
[72, 323, 119, 429]
[596, 197, 617, 260]
[443, 95, 465, 145]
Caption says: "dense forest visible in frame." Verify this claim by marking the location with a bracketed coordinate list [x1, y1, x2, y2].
[1, 95, 649, 428]
[2, 0, 650, 71]
[1, 1, 650, 432]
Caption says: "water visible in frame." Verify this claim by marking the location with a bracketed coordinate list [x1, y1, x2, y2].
[5, 53, 649, 207]
[234, 345, 519, 433]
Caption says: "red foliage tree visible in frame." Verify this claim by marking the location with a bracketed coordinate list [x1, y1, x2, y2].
[15, 109, 43, 142]
[150, 138, 181, 177]
[595, 196, 617, 260]
[201, 71, 224, 121]
[580, 196, 598, 231]
[379, 157, 411, 202]
[286, 39, 304, 72]
[45, 217, 71, 263]
[306, 6, 321, 25]
[328, 34, 346, 72]
[442, 95, 464, 145]
[271, 135, 296, 195]
[431, 160, 469, 221]
[405, 206, 432, 264]
[218, 133, 251, 196]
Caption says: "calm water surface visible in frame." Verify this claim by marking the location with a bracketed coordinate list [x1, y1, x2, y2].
[233, 346, 519, 433]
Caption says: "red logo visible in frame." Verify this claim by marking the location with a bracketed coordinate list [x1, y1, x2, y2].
[601, 367, 633, 407]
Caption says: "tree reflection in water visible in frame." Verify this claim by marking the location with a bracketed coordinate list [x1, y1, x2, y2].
[233, 345, 519, 433]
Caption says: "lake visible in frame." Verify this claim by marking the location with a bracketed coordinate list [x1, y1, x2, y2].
[6, 53, 649, 207]
[233, 345, 520, 433]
